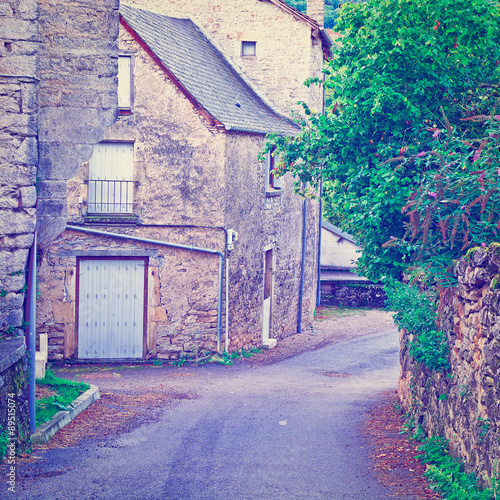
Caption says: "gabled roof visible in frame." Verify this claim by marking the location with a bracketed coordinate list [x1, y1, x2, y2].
[268, 0, 320, 30]
[120, 3, 300, 136]
[322, 220, 357, 245]
[269, 0, 332, 56]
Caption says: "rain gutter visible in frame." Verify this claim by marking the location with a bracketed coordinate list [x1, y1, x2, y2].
[67, 225, 225, 353]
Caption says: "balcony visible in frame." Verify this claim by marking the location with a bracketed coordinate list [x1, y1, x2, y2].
[88, 179, 135, 214]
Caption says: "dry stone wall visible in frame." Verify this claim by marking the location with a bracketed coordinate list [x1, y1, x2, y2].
[399, 244, 500, 485]
[0, 338, 30, 456]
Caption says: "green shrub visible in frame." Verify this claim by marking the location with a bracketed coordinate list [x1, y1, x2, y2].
[385, 280, 450, 371]
[417, 437, 494, 499]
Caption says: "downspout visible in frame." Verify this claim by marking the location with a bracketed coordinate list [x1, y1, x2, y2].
[316, 172, 323, 307]
[27, 232, 37, 433]
[225, 248, 230, 353]
[297, 196, 308, 333]
[67, 225, 225, 354]
[317, 70, 326, 307]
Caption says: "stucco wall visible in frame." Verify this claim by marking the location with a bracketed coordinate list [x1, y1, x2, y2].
[321, 229, 360, 270]
[125, 0, 324, 116]
[67, 24, 226, 226]
[399, 244, 500, 486]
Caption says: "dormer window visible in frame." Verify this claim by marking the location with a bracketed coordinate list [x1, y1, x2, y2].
[118, 55, 133, 111]
[241, 41, 256, 57]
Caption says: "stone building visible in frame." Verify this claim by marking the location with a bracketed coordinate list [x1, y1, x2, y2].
[36, 1, 330, 361]
[1, 0, 119, 450]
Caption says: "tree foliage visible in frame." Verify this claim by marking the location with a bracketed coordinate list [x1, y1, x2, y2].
[285, 0, 340, 29]
[267, 0, 500, 281]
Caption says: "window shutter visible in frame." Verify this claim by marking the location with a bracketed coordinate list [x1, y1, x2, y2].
[118, 56, 131, 109]
[272, 171, 283, 189]
[88, 143, 134, 214]
[266, 151, 272, 188]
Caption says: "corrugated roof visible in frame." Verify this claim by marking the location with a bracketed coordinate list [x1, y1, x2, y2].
[120, 3, 299, 136]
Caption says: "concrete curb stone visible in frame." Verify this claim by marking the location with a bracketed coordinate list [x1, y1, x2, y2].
[31, 384, 100, 445]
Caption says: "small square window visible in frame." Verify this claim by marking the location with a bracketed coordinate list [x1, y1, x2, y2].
[241, 41, 256, 57]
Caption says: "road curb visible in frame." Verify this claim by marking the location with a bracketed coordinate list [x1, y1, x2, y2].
[31, 384, 100, 445]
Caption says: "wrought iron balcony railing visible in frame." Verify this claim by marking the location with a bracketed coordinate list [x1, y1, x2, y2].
[88, 179, 134, 214]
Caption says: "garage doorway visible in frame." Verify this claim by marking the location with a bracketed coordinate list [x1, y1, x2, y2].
[76, 258, 147, 359]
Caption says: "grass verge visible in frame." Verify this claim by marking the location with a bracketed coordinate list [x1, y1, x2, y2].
[36, 369, 90, 427]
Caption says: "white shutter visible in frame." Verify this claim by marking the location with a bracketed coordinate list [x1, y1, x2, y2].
[88, 143, 134, 213]
[118, 56, 131, 109]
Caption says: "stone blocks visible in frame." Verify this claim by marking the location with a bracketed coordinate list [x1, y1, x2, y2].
[399, 244, 500, 486]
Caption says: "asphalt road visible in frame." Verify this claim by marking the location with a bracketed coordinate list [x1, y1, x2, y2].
[10, 329, 401, 500]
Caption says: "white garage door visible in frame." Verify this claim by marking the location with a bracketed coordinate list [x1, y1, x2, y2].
[78, 259, 145, 359]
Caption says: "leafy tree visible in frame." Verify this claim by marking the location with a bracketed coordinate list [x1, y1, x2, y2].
[285, 0, 340, 29]
[268, 0, 500, 281]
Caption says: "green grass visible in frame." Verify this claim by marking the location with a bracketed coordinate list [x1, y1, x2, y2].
[35, 369, 90, 427]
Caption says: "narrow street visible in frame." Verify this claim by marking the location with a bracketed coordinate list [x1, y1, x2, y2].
[6, 311, 420, 499]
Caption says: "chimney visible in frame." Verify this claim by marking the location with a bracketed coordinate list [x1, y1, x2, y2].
[307, 0, 324, 27]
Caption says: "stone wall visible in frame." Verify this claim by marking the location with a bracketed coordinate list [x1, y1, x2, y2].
[321, 282, 386, 308]
[0, 0, 38, 338]
[37, 227, 223, 361]
[399, 244, 500, 485]
[36, 0, 119, 246]
[0, 337, 30, 456]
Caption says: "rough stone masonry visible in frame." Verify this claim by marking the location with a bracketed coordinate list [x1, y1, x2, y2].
[0, 0, 119, 454]
[399, 243, 500, 486]
[1, 0, 119, 339]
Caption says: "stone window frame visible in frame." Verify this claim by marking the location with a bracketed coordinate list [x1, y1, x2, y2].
[118, 52, 135, 114]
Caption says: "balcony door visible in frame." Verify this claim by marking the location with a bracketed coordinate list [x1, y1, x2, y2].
[88, 142, 134, 214]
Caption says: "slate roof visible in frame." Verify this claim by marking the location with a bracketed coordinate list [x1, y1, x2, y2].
[119, 3, 299, 136]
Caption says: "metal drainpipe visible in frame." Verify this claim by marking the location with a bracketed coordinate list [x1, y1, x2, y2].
[67, 226, 225, 353]
[316, 170, 323, 307]
[317, 70, 326, 307]
[225, 250, 230, 353]
[297, 196, 308, 333]
[27, 231, 37, 433]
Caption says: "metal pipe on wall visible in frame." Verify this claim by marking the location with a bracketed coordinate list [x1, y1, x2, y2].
[27, 231, 37, 433]
[67, 225, 226, 353]
[297, 196, 308, 333]
[317, 169, 323, 307]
